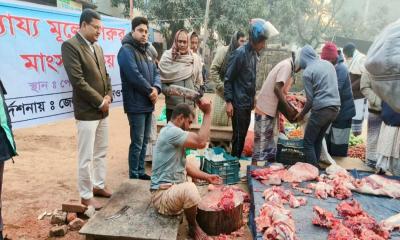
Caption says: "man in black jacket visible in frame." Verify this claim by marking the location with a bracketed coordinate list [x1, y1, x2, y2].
[224, 19, 278, 158]
[0, 79, 17, 240]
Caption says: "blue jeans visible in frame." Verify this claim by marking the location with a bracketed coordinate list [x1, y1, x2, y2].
[303, 107, 338, 167]
[127, 113, 152, 178]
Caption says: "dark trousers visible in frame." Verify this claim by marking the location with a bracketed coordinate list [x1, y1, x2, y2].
[231, 108, 252, 158]
[303, 107, 338, 167]
[127, 113, 152, 178]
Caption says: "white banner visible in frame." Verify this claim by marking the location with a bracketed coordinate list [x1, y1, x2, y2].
[0, 0, 130, 128]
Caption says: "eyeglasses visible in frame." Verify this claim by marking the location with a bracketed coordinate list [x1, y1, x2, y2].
[88, 23, 102, 31]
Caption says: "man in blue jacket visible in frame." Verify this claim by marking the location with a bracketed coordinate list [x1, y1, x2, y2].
[117, 17, 161, 180]
[224, 19, 278, 158]
[321, 42, 356, 157]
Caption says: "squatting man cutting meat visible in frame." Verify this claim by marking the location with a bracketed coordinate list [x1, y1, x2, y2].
[150, 101, 222, 239]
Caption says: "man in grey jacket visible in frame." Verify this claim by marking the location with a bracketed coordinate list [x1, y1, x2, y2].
[295, 45, 341, 167]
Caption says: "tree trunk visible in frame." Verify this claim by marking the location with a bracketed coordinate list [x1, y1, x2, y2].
[196, 188, 244, 236]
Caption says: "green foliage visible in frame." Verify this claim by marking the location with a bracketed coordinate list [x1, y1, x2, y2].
[265, 0, 344, 47]
[111, 0, 204, 47]
[334, 5, 391, 41]
[208, 0, 267, 45]
[109, 0, 348, 48]
[349, 133, 364, 146]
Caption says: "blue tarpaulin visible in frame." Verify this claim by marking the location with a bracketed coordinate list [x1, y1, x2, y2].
[247, 165, 400, 240]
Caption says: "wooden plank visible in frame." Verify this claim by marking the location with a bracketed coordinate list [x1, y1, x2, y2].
[80, 180, 182, 240]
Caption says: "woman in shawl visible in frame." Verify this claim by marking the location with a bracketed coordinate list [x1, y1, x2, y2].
[209, 31, 246, 126]
[159, 29, 203, 121]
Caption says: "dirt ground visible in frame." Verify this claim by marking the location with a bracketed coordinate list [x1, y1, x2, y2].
[2, 93, 368, 239]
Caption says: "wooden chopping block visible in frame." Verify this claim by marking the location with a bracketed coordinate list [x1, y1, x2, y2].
[196, 188, 244, 236]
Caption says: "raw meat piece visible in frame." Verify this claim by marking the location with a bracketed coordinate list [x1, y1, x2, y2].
[381, 213, 400, 232]
[283, 162, 319, 183]
[263, 220, 296, 240]
[262, 176, 282, 186]
[292, 186, 313, 194]
[358, 229, 386, 240]
[306, 183, 316, 189]
[312, 206, 340, 229]
[199, 187, 243, 211]
[213, 226, 245, 240]
[251, 164, 285, 179]
[326, 164, 350, 177]
[330, 178, 353, 200]
[217, 188, 235, 211]
[256, 202, 291, 232]
[263, 186, 307, 209]
[257, 186, 298, 239]
[228, 185, 250, 202]
[313, 200, 390, 239]
[336, 200, 390, 239]
[260, 204, 296, 240]
[353, 174, 400, 198]
[314, 182, 334, 199]
[289, 195, 307, 208]
[251, 164, 288, 186]
[288, 195, 300, 208]
[343, 214, 389, 239]
[327, 223, 355, 240]
[256, 204, 273, 232]
[336, 200, 363, 217]
[263, 187, 291, 206]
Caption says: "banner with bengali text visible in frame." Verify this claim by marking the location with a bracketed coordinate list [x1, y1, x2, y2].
[0, 0, 131, 128]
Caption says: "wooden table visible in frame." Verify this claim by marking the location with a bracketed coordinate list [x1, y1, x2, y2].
[80, 180, 182, 240]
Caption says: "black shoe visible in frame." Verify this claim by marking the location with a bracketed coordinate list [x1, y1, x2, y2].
[138, 174, 151, 180]
[376, 168, 386, 175]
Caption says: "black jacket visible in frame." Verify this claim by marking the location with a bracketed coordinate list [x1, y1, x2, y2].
[381, 102, 400, 127]
[335, 62, 356, 121]
[224, 43, 258, 109]
[0, 80, 17, 162]
[117, 34, 161, 113]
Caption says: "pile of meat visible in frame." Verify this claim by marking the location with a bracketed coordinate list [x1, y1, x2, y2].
[256, 202, 296, 240]
[312, 200, 390, 240]
[201, 185, 249, 211]
[251, 163, 400, 239]
[325, 164, 400, 199]
[286, 95, 306, 112]
[255, 184, 309, 239]
[253, 163, 400, 200]
[206, 186, 251, 240]
[263, 186, 307, 209]
[251, 162, 319, 185]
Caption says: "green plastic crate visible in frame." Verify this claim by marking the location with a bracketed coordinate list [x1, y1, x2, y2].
[201, 147, 240, 185]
